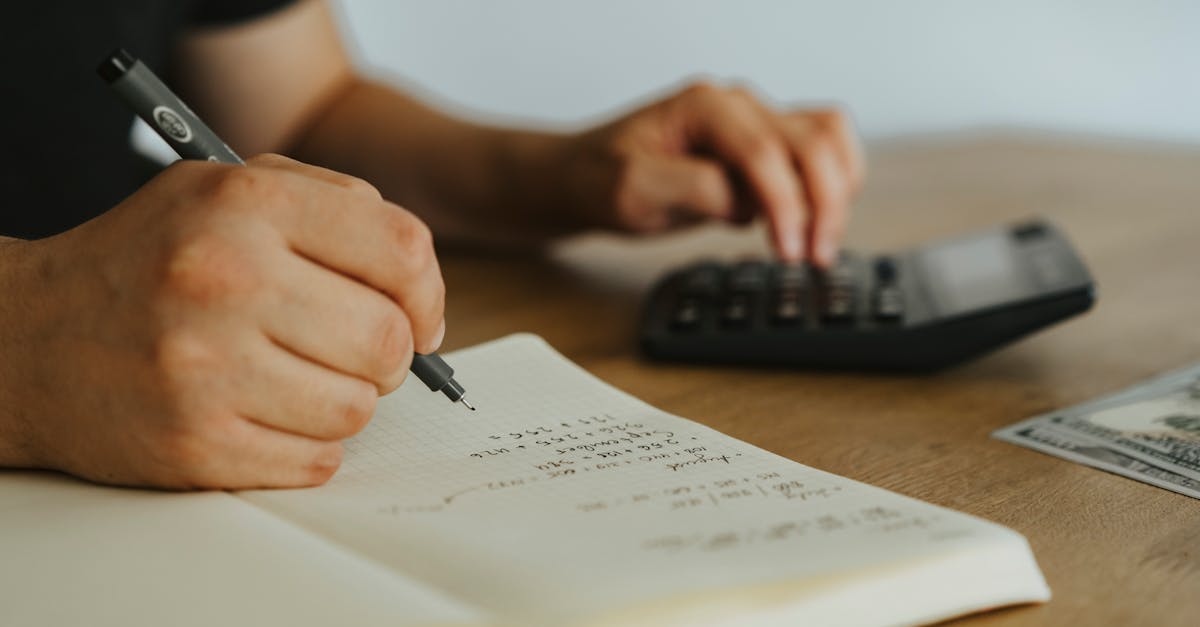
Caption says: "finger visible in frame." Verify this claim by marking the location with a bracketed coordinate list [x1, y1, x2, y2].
[783, 126, 850, 266]
[248, 153, 384, 201]
[679, 86, 808, 260]
[806, 148, 850, 267]
[794, 109, 866, 193]
[624, 156, 735, 230]
[240, 155, 446, 354]
[260, 247, 413, 392]
[182, 415, 346, 490]
[738, 100, 851, 266]
[231, 334, 382, 440]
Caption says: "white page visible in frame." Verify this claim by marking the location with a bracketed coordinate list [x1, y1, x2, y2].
[0, 471, 484, 627]
[243, 334, 1048, 626]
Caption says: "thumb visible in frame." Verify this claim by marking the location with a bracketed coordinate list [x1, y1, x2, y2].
[624, 156, 735, 230]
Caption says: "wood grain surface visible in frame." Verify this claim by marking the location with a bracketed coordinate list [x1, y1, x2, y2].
[435, 133, 1200, 626]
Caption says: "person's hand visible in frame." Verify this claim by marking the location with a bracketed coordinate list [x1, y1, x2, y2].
[0, 154, 444, 490]
[559, 82, 864, 265]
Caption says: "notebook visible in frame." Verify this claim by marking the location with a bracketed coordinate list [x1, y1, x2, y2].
[0, 334, 1049, 627]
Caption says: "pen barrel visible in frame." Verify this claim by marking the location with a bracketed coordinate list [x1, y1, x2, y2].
[410, 353, 456, 393]
[102, 53, 242, 165]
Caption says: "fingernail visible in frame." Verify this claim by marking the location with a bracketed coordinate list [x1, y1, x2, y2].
[431, 319, 446, 352]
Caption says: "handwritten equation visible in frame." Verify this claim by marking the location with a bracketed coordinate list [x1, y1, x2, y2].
[574, 471, 844, 514]
[467, 413, 747, 480]
[377, 412, 757, 514]
[642, 506, 944, 555]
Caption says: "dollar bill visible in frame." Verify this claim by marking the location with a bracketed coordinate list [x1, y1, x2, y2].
[993, 362, 1200, 500]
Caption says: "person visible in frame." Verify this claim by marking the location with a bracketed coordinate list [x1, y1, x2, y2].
[0, 0, 864, 490]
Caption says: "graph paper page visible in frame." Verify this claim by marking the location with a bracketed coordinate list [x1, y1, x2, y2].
[240, 334, 1044, 626]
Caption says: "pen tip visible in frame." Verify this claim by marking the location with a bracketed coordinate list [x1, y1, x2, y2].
[460, 397, 476, 411]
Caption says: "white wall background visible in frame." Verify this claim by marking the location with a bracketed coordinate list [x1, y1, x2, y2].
[335, 0, 1199, 142]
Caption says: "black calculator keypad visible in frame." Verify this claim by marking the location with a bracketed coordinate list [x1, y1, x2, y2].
[667, 255, 909, 333]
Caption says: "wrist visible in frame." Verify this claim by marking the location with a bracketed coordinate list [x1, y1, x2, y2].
[489, 128, 585, 232]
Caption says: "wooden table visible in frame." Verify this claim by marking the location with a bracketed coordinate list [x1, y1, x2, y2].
[436, 133, 1200, 626]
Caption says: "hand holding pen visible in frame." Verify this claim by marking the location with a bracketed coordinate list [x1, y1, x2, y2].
[0, 49, 465, 490]
[99, 49, 472, 411]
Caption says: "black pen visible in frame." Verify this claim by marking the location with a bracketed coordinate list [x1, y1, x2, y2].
[97, 48, 475, 411]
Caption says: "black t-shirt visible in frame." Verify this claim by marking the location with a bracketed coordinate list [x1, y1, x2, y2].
[1, 0, 295, 239]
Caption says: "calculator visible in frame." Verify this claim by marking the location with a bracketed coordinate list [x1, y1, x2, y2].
[639, 219, 1096, 370]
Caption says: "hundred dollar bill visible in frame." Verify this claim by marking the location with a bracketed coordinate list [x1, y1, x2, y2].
[993, 362, 1200, 500]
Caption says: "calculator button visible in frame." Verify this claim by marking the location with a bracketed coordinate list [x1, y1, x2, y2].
[728, 261, 768, 292]
[681, 265, 722, 296]
[670, 297, 703, 330]
[772, 290, 805, 324]
[773, 262, 809, 290]
[874, 286, 905, 321]
[826, 262, 856, 286]
[821, 287, 856, 322]
[720, 293, 753, 327]
[873, 257, 898, 284]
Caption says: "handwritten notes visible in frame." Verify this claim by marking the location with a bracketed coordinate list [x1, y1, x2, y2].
[241, 334, 1030, 626]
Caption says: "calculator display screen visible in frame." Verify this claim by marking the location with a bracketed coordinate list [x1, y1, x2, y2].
[918, 234, 1035, 314]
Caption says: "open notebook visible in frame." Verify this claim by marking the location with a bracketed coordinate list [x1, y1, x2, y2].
[0, 334, 1048, 627]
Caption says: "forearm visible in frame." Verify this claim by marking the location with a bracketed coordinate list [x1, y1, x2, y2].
[178, 0, 588, 248]
[289, 77, 581, 247]
[0, 236, 43, 468]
